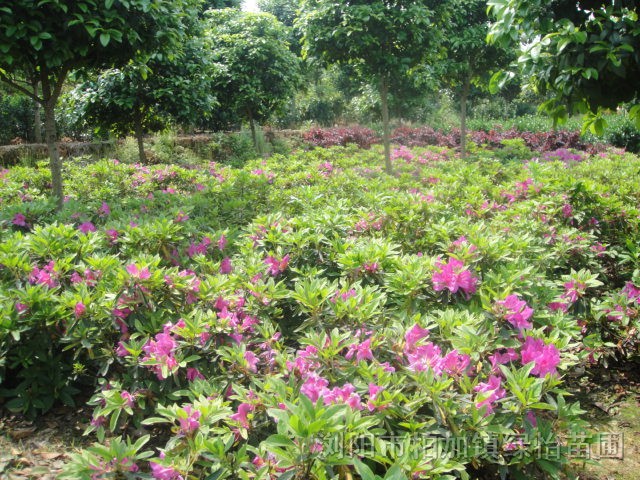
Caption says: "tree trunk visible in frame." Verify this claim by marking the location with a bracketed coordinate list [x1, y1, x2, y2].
[460, 75, 471, 159]
[380, 76, 392, 174]
[134, 110, 146, 163]
[43, 101, 63, 210]
[33, 81, 42, 143]
[248, 110, 257, 149]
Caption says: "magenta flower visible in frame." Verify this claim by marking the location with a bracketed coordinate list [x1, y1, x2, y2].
[150, 462, 183, 480]
[178, 405, 201, 435]
[186, 368, 205, 382]
[488, 348, 519, 373]
[366, 383, 388, 412]
[562, 203, 573, 218]
[106, 229, 119, 243]
[126, 263, 151, 280]
[404, 323, 430, 351]
[74, 302, 86, 318]
[29, 262, 58, 288]
[300, 374, 330, 402]
[15, 302, 28, 315]
[98, 202, 111, 216]
[218, 234, 227, 251]
[406, 342, 444, 374]
[265, 254, 290, 276]
[141, 324, 178, 379]
[229, 402, 255, 429]
[432, 258, 478, 299]
[244, 351, 259, 372]
[496, 294, 533, 330]
[219, 257, 232, 274]
[121, 391, 136, 408]
[474, 375, 506, 414]
[561, 280, 586, 304]
[345, 338, 374, 362]
[12, 213, 27, 227]
[442, 350, 471, 376]
[324, 383, 363, 410]
[622, 282, 640, 302]
[78, 222, 96, 234]
[548, 301, 569, 313]
[520, 337, 561, 377]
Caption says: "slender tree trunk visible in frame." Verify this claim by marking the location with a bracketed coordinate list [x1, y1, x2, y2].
[460, 75, 471, 159]
[380, 76, 392, 174]
[134, 110, 146, 163]
[43, 101, 63, 210]
[247, 109, 257, 149]
[33, 80, 42, 143]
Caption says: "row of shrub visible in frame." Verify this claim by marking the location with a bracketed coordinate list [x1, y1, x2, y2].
[1, 137, 639, 478]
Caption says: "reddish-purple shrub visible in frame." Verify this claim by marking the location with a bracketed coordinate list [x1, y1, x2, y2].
[302, 126, 379, 149]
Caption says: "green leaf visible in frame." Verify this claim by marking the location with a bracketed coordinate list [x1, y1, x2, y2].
[100, 33, 110, 47]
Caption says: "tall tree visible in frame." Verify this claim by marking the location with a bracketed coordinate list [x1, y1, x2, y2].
[440, 0, 509, 157]
[206, 9, 301, 147]
[0, 0, 199, 209]
[69, 38, 216, 162]
[488, 0, 640, 132]
[298, 0, 444, 173]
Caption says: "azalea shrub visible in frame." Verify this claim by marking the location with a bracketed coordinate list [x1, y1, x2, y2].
[0, 139, 639, 479]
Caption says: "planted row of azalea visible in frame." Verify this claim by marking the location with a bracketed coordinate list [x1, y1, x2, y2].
[301, 125, 605, 153]
[0, 141, 639, 479]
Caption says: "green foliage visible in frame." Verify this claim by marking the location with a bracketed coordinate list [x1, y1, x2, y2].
[488, 0, 640, 131]
[0, 92, 34, 144]
[205, 9, 301, 133]
[0, 137, 639, 477]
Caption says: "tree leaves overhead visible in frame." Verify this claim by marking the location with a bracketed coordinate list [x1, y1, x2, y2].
[488, 0, 640, 130]
[206, 9, 301, 125]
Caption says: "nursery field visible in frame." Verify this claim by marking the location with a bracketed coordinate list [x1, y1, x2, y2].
[1, 140, 640, 479]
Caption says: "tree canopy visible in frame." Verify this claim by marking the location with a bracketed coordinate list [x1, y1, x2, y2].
[298, 0, 444, 172]
[0, 0, 200, 207]
[488, 0, 640, 132]
[206, 9, 301, 145]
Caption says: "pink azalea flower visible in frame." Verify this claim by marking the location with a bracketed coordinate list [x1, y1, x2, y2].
[244, 351, 259, 372]
[520, 337, 561, 377]
[229, 402, 255, 429]
[98, 202, 111, 216]
[106, 229, 119, 243]
[186, 368, 205, 382]
[265, 254, 290, 276]
[474, 375, 506, 414]
[562, 203, 573, 218]
[218, 234, 227, 251]
[488, 348, 519, 373]
[178, 405, 201, 435]
[442, 350, 471, 376]
[432, 258, 478, 299]
[121, 391, 135, 408]
[406, 342, 443, 374]
[78, 222, 96, 234]
[404, 323, 430, 351]
[562, 280, 586, 304]
[496, 294, 534, 330]
[622, 282, 640, 302]
[301, 374, 330, 402]
[219, 257, 232, 274]
[12, 213, 27, 227]
[15, 302, 28, 314]
[126, 263, 151, 280]
[74, 302, 86, 318]
[150, 462, 183, 480]
[325, 383, 363, 410]
[366, 383, 388, 412]
[345, 338, 374, 362]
